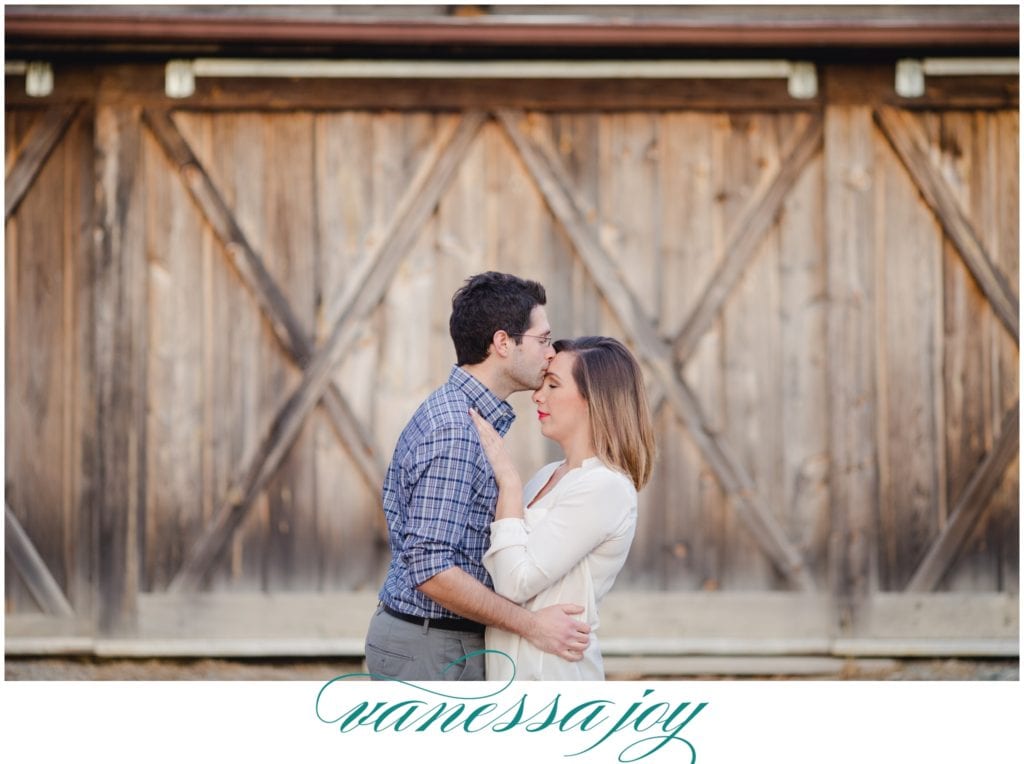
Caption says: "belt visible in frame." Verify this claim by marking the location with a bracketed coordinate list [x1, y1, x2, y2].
[382, 604, 485, 635]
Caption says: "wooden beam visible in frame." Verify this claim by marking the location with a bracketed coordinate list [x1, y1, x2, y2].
[5, 102, 81, 220]
[5, 8, 1018, 48]
[673, 115, 823, 362]
[5, 503, 76, 618]
[141, 109, 386, 510]
[497, 109, 816, 591]
[92, 102, 145, 635]
[822, 98, 880, 624]
[167, 111, 486, 593]
[906, 403, 1019, 592]
[8, 591, 1016, 658]
[874, 105, 1019, 343]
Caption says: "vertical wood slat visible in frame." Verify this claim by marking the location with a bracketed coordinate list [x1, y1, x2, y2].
[875, 112, 946, 590]
[776, 125, 829, 583]
[5, 503, 76, 617]
[6, 107, 68, 612]
[168, 111, 487, 593]
[874, 106, 1019, 343]
[824, 102, 878, 621]
[260, 114, 319, 590]
[5, 102, 81, 220]
[720, 114, 786, 588]
[498, 108, 817, 592]
[660, 113, 724, 589]
[68, 102, 98, 616]
[93, 103, 145, 634]
[906, 403, 1019, 592]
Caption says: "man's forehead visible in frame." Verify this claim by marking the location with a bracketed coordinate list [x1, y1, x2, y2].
[528, 306, 552, 333]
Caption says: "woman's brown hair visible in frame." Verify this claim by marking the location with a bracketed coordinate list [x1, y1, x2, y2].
[553, 336, 656, 489]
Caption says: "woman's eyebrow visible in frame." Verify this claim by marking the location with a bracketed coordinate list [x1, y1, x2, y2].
[544, 371, 562, 382]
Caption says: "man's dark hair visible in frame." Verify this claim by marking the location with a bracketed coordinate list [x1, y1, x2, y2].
[449, 272, 547, 366]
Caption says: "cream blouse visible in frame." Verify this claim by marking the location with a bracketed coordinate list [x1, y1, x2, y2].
[482, 456, 637, 681]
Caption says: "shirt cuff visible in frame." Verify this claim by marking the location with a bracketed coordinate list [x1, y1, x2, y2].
[486, 517, 528, 552]
[405, 547, 456, 589]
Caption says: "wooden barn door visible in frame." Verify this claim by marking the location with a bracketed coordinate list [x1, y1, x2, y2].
[7, 65, 1017, 655]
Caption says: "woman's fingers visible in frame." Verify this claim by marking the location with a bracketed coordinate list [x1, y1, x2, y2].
[469, 408, 498, 442]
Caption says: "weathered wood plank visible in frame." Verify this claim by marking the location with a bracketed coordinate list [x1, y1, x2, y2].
[823, 101, 878, 615]
[673, 114, 823, 363]
[167, 111, 487, 592]
[259, 112, 319, 591]
[498, 108, 816, 591]
[5, 503, 75, 618]
[314, 111, 390, 576]
[719, 114, 786, 588]
[667, 113, 728, 591]
[777, 124, 829, 583]
[68, 104, 98, 617]
[907, 403, 1019, 592]
[932, 111, 1000, 592]
[874, 105, 1018, 342]
[183, 112, 267, 592]
[92, 102, 145, 634]
[141, 117, 206, 592]
[875, 112, 946, 591]
[6, 104, 76, 615]
[5, 102, 81, 219]
[9, 591, 1015, 657]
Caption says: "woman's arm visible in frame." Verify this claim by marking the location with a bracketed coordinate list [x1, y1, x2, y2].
[484, 476, 635, 603]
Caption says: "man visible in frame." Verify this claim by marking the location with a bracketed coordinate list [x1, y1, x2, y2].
[365, 272, 591, 680]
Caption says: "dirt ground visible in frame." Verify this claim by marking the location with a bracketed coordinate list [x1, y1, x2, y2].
[4, 656, 1019, 681]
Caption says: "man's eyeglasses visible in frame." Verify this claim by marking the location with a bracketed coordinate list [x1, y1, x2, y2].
[509, 333, 554, 348]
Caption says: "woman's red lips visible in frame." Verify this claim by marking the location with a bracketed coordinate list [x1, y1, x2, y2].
[537, 411, 550, 420]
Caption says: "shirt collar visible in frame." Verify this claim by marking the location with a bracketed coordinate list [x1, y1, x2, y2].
[448, 365, 516, 432]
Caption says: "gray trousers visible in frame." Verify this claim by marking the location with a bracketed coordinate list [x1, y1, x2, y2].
[364, 605, 485, 681]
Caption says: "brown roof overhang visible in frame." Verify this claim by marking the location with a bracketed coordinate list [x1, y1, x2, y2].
[4, 8, 1019, 50]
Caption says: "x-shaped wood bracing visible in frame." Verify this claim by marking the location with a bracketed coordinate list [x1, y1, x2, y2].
[154, 111, 487, 592]
[141, 106, 1014, 595]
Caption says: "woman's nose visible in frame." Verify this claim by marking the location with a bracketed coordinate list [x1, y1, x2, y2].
[532, 388, 543, 404]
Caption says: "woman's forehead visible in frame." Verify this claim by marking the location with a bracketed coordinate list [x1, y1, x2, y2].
[547, 350, 576, 376]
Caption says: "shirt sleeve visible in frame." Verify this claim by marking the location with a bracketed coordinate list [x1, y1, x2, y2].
[482, 470, 636, 603]
[401, 426, 482, 589]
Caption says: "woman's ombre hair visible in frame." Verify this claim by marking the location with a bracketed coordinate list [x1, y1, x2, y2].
[553, 336, 655, 490]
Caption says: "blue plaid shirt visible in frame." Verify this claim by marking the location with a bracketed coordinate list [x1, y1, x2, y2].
[378, 365, 515, 619]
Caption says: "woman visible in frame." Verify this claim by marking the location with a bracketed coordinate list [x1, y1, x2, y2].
[469, 336, 655, 680]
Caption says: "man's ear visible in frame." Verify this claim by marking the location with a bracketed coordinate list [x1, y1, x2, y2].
[491, 330, 513, 359]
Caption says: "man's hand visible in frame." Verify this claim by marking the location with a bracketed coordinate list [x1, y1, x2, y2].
[524, 603, 591, 661]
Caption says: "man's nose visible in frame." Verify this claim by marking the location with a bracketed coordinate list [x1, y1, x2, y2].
[544, 345, 556, 360]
